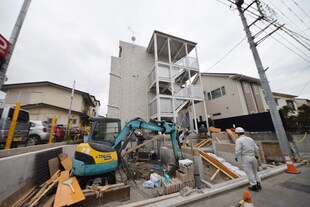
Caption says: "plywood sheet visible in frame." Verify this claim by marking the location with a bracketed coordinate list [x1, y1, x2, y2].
[48, 157, 60, 177]
[54, 171, 85, 207]
[60, 157, 72, 171]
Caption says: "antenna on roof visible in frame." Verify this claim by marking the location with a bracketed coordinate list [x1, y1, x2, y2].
[128, 27, 136, 44]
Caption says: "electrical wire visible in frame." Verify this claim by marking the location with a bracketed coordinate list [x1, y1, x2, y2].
[291, 0, 310, 20]
[265, 0, 304, 33]
[297, 81, 310, 97]
[279, 0, 309, 27]
[204, 36, 246, 72]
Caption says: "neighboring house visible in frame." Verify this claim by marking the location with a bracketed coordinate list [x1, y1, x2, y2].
[195, 73, 268, 120]
[107, 30, 207, 129]
[294, 98, 310, 108]
[1, 81, 100, 126]
[273, 92, 298, 116]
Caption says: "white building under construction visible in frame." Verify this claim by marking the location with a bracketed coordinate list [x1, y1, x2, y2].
[107, 30, 208, 130]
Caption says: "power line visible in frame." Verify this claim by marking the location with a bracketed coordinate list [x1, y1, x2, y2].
[279, 0, 310, 30]
[204, 36, 246, 72]
[291, 0, 310, 20]
[297, 81, 310, 97]
[265, 0, 304, 33]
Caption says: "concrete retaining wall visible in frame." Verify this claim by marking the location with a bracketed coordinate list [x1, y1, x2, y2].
[0, 145, 76, 205]
[293, 133, 310, 153]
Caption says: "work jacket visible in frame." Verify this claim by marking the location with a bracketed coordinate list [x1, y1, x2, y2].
[235, 135, 259, 159]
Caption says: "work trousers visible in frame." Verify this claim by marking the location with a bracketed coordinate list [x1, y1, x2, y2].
[242, 155, 261, 186]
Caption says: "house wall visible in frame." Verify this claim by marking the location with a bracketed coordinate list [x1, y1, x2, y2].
[27, 107, 80, 125]
[295, 99, 310, 108]
[107, 41, 154, 127]
[273, 94, 298, 116]
[4, 86, 84, 112]
[199, 76, 248, 120]
[2, 83, 94, 126]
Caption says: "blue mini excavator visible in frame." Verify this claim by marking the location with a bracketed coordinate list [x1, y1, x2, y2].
[72, 117, 183, 187]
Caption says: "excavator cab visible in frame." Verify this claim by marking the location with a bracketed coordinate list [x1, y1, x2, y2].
[73, 117, 122, 178]
[88, 117, 121, 146]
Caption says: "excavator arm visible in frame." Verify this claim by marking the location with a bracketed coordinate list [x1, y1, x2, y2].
[113, 118, 183, 162]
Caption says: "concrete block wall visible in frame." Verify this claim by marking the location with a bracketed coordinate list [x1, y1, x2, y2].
[0, 145, 76, 205]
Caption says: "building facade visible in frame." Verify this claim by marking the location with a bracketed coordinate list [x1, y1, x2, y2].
[195, 73, 268, 120]
[1, 81, 100, 126]
[107, 31, 207, 130]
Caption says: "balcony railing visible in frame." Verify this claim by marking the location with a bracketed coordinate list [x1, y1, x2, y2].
[174, 56, 198, 69]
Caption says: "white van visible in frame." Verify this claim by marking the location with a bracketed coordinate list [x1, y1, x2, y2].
[0, 106, 30, 149]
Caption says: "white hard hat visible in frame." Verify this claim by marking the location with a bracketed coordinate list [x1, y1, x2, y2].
[235, 127, 245, 133]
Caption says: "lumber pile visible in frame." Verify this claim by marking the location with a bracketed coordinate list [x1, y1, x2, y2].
[11, 153, 86, 207]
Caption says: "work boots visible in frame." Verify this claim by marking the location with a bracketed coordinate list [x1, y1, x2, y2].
[256, 182, 262, 191]
[248, 185, 259, 192]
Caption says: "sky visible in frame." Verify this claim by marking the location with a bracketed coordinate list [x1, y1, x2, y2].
[0, 0, 309, 116]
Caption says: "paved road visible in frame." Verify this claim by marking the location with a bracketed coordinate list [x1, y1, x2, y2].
[180, 165, 310, 207]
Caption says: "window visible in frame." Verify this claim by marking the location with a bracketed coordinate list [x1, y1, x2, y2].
[72, 119, 77, 125]
[211, 88, 221, 99]
[8, 108, 29, 122]
[286, 100, 296, 110]
[208, 86, 226, 100]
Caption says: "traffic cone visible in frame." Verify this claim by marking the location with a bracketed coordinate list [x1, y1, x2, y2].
[243, 190, 254, 207]
[284, 153, 300, 174]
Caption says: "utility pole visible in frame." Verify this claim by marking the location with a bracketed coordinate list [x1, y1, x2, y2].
[65, 80, 75, 140]
[0, 0, 32, 91]
[235, 0, 291, 156]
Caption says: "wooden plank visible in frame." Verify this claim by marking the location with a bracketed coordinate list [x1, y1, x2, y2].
[29, 184, 48, 204]
[54, 171, 85, 207]
[214, 136, 221, 143]
[48, 157, 60, 177]
[58, 153, 68, 161]
[199, 150, 239, 180]
[210, 169, 220, 181]
[12, 186, 37, 207]
[194, 138, 212, 148]
[43, 195, 55, 207]
[60, 157, 72, 171]
[208, 127, 221, 133]
[28, 171, 60, 206]
[226, 129, 238, 143]
[122, 135, 163, 156]
[29, 177, 60, 207]
[46, 170, 61, 185]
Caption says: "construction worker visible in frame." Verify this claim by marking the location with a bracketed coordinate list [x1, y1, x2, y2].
[198, 124, 207, 138]
[234, 127, 262, 192]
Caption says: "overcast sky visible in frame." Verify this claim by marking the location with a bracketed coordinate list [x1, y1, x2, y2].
[1, 0, 309, 115]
